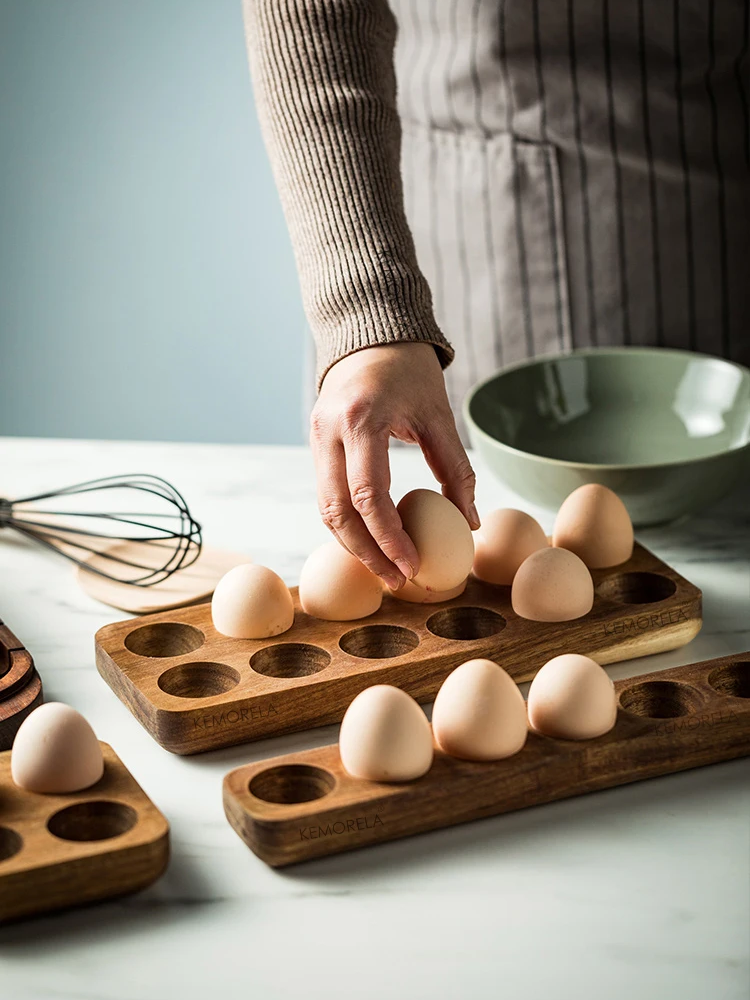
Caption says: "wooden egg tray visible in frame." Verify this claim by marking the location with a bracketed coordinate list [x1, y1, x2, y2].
[223, 651, 750, 866]
[0, 742, 169, 923]
[95, 543, 702, 755]
[0, 617, 43, 751]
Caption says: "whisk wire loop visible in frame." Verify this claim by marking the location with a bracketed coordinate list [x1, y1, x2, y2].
[0, 474, 202, 587]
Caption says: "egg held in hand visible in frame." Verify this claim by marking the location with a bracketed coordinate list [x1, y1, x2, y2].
[473, 508, 548, 585]
[432, 658, 528, 761]
[553, 483, 634, 568]
[299, 541, 382, 620]
[527, 653, 617, 740]
[396, 489, 474, 592]
[388, 578, 468, 604]
[511, 546, 594, 622]
[211, 563, 294, 639]
[339, 685, 433, 782]
[11, 702, 104, 793]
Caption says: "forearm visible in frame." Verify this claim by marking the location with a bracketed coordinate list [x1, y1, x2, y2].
[242, 0, 453, 385]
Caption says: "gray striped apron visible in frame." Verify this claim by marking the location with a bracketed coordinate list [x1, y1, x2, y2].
[392, 0, 750, 431]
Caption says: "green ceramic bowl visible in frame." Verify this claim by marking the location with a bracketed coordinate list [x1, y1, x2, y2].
[464, 348, 750, 526]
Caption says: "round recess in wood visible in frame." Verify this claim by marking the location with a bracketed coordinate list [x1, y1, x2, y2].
[124, 622, 204, 658]
[0, 826, 22, 862]
[619, 680, 704, 719]
[158, 661, 240, 699]
[339, 625, 419, 659]
[47, 801, 138, 842]
[426, 606, 506, 641]
[597, 572, 676, 605]
[707, 661, 750, 700]
[250, 643, 331, 678]
[249, 765, 335, 804]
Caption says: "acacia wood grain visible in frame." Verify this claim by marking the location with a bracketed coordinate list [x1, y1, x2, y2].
[223, 651, 750, 866]
[0, 742, 169, 923]
[95, 543, 702, 755]
[0, 619, 43, 752]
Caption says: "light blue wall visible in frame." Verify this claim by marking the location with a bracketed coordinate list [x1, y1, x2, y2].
[0, 0, 307, 444]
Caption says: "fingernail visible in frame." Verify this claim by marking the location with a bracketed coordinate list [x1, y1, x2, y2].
[383, 573, 403, 591]
[395, 559, 415, 580]
[468, 503, 480, 528]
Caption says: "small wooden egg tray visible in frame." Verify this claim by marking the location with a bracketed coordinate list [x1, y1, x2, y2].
[95, 543, 702, 755]
[0, 742, 169, 923]
[0, 618, 43, 751]
[223, 651, 750, 867]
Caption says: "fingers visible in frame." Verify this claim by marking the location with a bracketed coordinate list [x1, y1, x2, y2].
[310, 344, 475, 588]
[343, 429, 419, 581]
[312, 436, 407, 590]
[418, 418, 480, 530]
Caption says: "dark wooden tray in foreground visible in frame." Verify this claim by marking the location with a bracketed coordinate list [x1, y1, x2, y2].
[0, 618, 42, 751]
[94, 543, 702, 754]
[223, 651, 750, 867]
[0, 742, 169, 923]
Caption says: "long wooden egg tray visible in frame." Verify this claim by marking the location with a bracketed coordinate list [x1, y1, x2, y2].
[95, 543, 702, 755]
[0, 742, 169, 923]
[223, 651, 750, 867]
[0, 618, 43, 751]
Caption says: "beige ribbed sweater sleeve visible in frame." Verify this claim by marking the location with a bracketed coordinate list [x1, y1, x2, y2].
[242, 0, 454, 388]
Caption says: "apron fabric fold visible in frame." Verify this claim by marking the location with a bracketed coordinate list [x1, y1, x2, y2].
[393, 0, 750, 437]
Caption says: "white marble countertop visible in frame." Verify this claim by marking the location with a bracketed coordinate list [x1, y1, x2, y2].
[1, 437, 748, 1000]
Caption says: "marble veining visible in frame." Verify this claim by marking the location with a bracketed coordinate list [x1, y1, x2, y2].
[0, 438, 748, 1000]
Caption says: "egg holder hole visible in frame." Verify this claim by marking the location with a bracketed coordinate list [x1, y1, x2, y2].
[146, 611, 511, 696]
[124, 622, 205, 658]
[249, 764, 335, 804]
[427, 606, 506, 641]
[707, 661, 750, 699]
[46, 800, 139, 842]
[223, 652, 750, 866]
[0, 743, 170, 924]
[251, 643, 331, 678]
[158, 661, 241, 698]
[246, 680, 712, 809]
[339, 625, 420, 659]
[0, 800, 142, 865]
[0, 825, 22, 862]
[618, 679, 705, 719]
[98, 543, 704, 754]
[597, 572, 676, 605]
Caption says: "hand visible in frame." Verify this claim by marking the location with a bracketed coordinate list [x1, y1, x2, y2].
[310, 343, 479, 590]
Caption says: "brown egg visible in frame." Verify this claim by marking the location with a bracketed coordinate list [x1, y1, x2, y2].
[511, 547, 594, 621]
[339, 685, 433, 782]
[553, 484, 634, 568]
[397, 489, 474, 591]
[211, 563, 294, 638]
[387, 578, 467, 604]
[11, 703, 104, 793]
[472, 509, 548, 585]
[300, 541, 383, 620]
[527, 654, 617, 739]
[432, 659, 528, 761]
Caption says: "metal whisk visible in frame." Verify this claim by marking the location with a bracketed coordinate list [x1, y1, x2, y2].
[0, 474, 202, 586]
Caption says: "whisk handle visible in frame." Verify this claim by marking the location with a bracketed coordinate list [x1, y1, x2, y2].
[0, 498, 12, 528]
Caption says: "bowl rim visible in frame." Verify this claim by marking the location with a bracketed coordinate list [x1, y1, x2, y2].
[463, 346, 750, 472]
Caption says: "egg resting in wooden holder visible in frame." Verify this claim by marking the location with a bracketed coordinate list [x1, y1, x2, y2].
[223, 651, 750, 866]
[0, 742, 169, 923]
[96, 542, 702, 754]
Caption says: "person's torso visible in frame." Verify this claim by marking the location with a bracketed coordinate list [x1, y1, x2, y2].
[390, 0, 750, 421]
